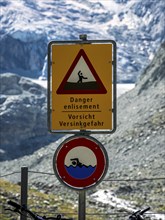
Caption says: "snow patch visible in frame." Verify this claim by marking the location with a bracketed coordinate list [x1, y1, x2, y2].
[91, 189, 135, 212]
[90, 189, 165, 220]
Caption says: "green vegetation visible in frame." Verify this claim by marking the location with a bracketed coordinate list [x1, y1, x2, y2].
[0, 179, 105, 220]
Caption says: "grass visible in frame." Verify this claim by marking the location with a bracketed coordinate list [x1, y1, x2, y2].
[1, 178, 164, 219]
[0, 178, 106, 220]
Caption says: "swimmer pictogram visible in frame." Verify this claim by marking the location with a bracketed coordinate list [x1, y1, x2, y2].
[70, 158, 84, 167]
[65, 156, 96, 179]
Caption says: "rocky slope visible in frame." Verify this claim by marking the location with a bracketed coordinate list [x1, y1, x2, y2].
[101, 42, 165, 179]
[2, 42, 164, 182]
[1, 41, 164, 217]
[0, 73, 61, 161]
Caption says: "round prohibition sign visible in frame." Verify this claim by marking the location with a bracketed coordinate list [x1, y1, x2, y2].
[53, 135, 108, 190]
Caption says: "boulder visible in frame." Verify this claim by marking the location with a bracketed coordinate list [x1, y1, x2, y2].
[0, 73, 59, 161]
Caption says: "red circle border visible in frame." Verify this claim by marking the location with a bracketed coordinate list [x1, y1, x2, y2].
[53, 136, 108, 189]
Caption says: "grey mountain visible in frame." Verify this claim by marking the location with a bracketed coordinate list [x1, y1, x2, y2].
[0, 0, 164, 82]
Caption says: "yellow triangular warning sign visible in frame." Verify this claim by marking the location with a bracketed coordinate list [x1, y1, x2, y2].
[57, 49, 107, 94]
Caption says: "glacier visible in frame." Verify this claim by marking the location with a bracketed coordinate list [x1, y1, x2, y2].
[0, 0, 164, 82]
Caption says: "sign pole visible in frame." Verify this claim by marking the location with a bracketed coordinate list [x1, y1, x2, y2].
[78, 190, 86, 220]
[20, 166, 28, 220]
[49, 35, 116, 219]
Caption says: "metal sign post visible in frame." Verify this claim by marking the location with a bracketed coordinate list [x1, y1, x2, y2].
[78, 191, 86, 220]
[20, 167, 28, 220]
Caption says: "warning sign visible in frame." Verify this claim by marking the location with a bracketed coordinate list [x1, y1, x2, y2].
[57, 49, 107, 94]
[48, 41, 116, 133]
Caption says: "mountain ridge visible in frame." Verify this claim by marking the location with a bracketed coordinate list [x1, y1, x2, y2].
[0, 0, 164, 82]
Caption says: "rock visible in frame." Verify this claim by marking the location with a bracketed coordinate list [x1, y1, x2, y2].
[0, 35, 47, 78]
[136, 42, 165, 94]
[0, 73, 61, 161]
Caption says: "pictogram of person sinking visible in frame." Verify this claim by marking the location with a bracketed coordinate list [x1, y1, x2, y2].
[77, 70, 88, 83]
